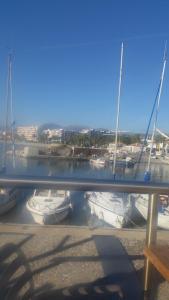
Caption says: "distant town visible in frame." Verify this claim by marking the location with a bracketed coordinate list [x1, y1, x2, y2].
[0, 124, 168, 159]
[0, 124, 135, 145]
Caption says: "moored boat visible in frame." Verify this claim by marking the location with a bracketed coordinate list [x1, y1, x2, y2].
[0, 187, 21, 215]
[134, 194, 169, 229]
[109, 155, 134, 167]
[85, 192, 131, 228]
[89, 158, 106, 166]
[26, 189, 72, 225]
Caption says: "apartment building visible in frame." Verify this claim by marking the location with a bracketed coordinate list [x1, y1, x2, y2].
[16, 126, 38, 141]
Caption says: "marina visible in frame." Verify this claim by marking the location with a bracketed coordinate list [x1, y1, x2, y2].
[1, 1, 169, 299]
[0, 155, 169, 229]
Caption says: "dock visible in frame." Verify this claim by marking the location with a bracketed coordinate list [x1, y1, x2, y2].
[0, 224, 169, 299]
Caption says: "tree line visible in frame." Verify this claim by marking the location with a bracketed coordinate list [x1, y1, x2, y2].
[62, 132, 141, 147]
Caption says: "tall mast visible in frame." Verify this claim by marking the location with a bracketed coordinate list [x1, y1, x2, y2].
[113, 42, 124, 179]
[146, 46, 167, 178]
[9, 54, 15, 168]
[3, 53, 15, 171]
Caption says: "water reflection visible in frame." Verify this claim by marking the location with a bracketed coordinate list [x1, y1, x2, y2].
[4, 155, 169, 183]
[4, 156, 130, 180]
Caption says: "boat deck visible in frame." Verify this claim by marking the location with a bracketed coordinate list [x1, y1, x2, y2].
[0, 224, 169, 299]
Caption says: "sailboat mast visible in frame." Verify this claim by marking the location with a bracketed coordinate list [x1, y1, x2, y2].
[146, 48, 167, 174]
[4, 55, 11, 170]
[113, 42, 124, 178]
[9, 54, 15, 168]
[3, 54, 15, 171]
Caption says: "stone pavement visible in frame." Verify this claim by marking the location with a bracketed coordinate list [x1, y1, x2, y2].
[0, 224, 168, 300]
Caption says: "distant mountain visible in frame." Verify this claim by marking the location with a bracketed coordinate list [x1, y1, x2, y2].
[64, 125, 90, 132]
[37, 123, 142, 136]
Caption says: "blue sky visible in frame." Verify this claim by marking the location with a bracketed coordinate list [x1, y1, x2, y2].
[0, 0, 169, 132]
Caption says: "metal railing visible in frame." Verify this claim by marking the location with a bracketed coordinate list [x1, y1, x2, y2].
[0, 175, 169, 193]
[0, 174, 168, 297]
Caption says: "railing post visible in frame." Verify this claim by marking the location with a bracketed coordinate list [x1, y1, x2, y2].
[144, 193, 158, 298]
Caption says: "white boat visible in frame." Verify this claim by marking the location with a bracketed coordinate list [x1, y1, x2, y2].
[0, 187, 21, 215]
[134, 194, 169, 230]
[90, 158, 106, 166]
[26, 189, 71, 225]
[85, 192, 131, 228]
[109, 155, 134, 167]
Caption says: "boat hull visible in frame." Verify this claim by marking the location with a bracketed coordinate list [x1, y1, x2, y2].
[0, 198, 17, 215]
[90, 159, 106, 166]
[88, 199, 124, 228]
[27, 206, 70, 225]
[0, 188, 23, 216]
[87, 192, 131, 228]
[111, 160, 134, 168]
[135, 195, 169, 230]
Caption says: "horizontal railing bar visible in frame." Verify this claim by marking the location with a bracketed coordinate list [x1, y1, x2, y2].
[0, 175, 169, 194]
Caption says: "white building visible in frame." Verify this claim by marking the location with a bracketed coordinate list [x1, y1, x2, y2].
[79, 129, 92, 134]
[43, 128, 63, 142]
[16, 126, 38, 141]
[122, 144, 141, 153]
[107, 143, 123, 154]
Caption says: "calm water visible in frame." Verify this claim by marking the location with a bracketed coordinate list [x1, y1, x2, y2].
[4, 155, 169, 182]
[0, 153, 169, 227]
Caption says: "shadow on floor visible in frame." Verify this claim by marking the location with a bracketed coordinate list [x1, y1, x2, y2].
[0, 232, 145, 300]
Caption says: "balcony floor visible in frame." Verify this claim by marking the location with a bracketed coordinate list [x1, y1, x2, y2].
[0, 224, 168, 300]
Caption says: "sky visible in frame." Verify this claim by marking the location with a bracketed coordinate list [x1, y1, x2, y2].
[0, 0, 169, 132]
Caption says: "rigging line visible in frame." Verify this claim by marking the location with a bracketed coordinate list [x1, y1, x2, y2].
[134, 41, 167, 180]
[147, 55, 166, 173]
[113, 42, 124, 179]
[134, 82, 161, 179]
[163, 40, 167, 61]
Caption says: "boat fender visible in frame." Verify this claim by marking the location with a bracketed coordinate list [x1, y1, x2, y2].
[144, 171, 151, 182]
